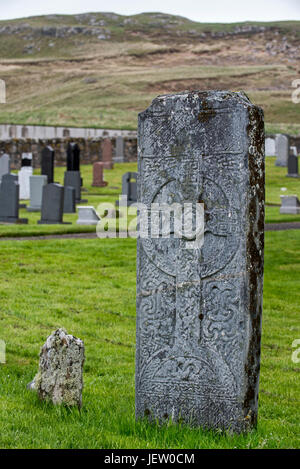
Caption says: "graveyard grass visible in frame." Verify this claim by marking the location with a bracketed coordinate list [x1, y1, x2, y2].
[0, 229, 299, 449]
[0, 157, 300, 238]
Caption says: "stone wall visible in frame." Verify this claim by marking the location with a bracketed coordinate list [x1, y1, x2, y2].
[0, 137, 137, 169]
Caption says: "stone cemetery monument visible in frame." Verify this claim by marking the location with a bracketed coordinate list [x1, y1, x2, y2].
[287, 147, 299, 178]
[18, 166, 33, 200]
[0, 153, 10, 184]
[275, 134, 289, 167]
[67, 142, 80, 171]
[38, 183, 70, 224]
[101, 138, 114, 169]
[92, 162, 108, 187]
[114, 136, 125, 163]
[21, 152, 33, 167]
[41, 146, 55, 184]
[135, 91, 265, 432]
[27, 175, 48, 212]
[280, 195, 300, 214]
[76, 206, 100, 225]
[63, 186, 76, 213]
[64, 171, 86, 203]
[265, 137, 276, 157]
[116, 172, 137, 207]
[0, 174, 28, 224]
[28, 328, 85, 407]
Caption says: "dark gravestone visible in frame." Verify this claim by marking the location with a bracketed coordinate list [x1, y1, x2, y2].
[64, 186, 76, 213]
[116, 172, 137, 206]
[67, 143, 80, 171]
[287, 149, 299, 178]
[136, 91, 265, 432]
[0, 174, 28, 224]
[21, 152, 32, 167]
[64, 171, 87, 203]
[41, 146, 55, 184]
[38, 183, 70, 224]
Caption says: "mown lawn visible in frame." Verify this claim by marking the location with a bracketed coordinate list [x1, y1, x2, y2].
[0, 157, 299, 238]
[0, 230, 299, 449]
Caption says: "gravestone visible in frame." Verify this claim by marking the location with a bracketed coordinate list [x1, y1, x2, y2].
[21, 152, 32, 167]
[280, 195, 300, 214]
[92, 162, 108, 187]
[287, 149, 299, 178]
[64, 170, 87, 203]
[115, 172, 137, 207]
[0, 174, 28, 223]
[41, 146, 55, 184]
[27, 175, 48, 212]
[101, 138, 114, 169]
[136, 91, 265, 432]
[76, 206, 100, 225]
[0, 153, 10, 183]
[114, 136, 125, 162]
[275, 134, 289, 167]
[265, 137, 275, 157]
[18, 166, 33, 199]
[63, 186, 76, 213]
[67, 143, 80, 171]
[38, 183, 70, 224]
[27, 328, 85, 408]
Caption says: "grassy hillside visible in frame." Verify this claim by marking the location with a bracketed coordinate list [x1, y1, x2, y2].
[0, 12, 299, 133]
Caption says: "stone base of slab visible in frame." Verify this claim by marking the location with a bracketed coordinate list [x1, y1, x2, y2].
[92, 182, 108, 187]
[19, 203, 27, 209]
[286, 174, 300, 178]
[27, 206, 41, 212]
[76, 220, 98, 225]
[0, 217, 28, 224]
[38, 220, 72, 225]
[76, 199, 88, 204]
[280, 209, 300, 214]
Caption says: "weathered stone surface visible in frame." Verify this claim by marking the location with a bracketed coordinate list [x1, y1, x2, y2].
[114, 136, 125, 162]
[41, 146, 55, 183]
[92, 162, 108, 187]
[101, 138, 114, 169]
[136, 90, 265, 432]
[275, 134, 289, 167]
[27, 175, 48, 212]
[28, 328, 85, 407]
[280, 195, 300, 214]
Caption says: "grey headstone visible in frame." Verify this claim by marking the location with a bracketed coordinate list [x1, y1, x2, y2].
[76, 206, 100, 225]
[287, 152, 299, 178]
[41, 146, 54, 184]
[265, 138, 275, 157]
[116, 172, 137, 206]
[136, 91, 265, 432]
[0, 153, 10, 183]
[114, 136, 125, 162]
[275, 134, 289, 167]
[64, 171, 86, 203]
[0, 174, 28, 224]
[280, 195, 300, 214]
[27, 175, 48, 212]
[38, 183, 70, 224]
[63, 186, 76, 213]
[18, 166, 33, 199]
[28, 328, 85, 407]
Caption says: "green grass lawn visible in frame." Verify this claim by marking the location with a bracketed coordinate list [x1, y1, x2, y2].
[0, 157, 299, 238]
[0, 231, 299, 448]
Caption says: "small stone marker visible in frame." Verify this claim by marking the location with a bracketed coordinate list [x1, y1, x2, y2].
[116, 172, 137, 206]
[67, 142, 80, 171]
[64, 171, 87, 203]
[115, 136, 125, 162]
[275, 134, 289, 167]
[92, 162, 108, 187]
[0, 174, 28, 224]
[38, 183, 70, 224]
[18, 166, 33, 200]
[101, 138, 114, 169]
[28, 328, 85, 407]
[287, 150, 299, 178]
[41, 146, 55, 184]
[63, 186, 76, 213]
[280, 195, 300, 214]
[136, 91, 265, 432]
[265, 137, 275, 157]
[76, 206, 100, 225]
[0, 153, 10, 183]
[27, 175, 48, 212]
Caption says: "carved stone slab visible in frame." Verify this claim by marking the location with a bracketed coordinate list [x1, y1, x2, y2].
[135, 91, 265, 432]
